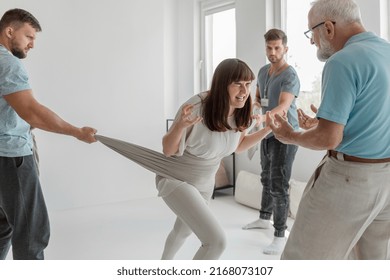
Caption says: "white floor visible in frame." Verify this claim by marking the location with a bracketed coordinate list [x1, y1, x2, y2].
[21, 189, 292, 260]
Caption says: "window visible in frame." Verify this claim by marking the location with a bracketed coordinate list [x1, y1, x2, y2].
[284, 0, 323, 115]
[200, 0, 236, 91]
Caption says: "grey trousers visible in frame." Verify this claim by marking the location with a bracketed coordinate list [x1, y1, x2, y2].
[0, 155, 50, 260]
[281, 155, 390, 259]
[259, 137, 298, 237]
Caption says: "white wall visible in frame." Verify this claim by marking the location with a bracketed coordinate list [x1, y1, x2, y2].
[1, 0, 175, 210]
[1, 0, 387, 211]
[356, 0, 381, 34]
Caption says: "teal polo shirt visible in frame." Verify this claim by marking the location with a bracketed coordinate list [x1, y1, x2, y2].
[317, 32, 390, 158]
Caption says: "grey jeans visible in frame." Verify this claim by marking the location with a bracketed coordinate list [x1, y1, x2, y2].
[259, 136, 298, 237]
[0, 155, 50, 260]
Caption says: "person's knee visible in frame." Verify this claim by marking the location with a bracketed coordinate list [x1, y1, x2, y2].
[215, 235, 227, 253]
[204, 230, 227, 254]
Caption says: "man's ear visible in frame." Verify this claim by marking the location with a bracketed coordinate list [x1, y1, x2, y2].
[324, 21, 335, 40]
[5, 27, 14, 38]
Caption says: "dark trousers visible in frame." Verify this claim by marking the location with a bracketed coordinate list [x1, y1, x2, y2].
[259, 137, 298, 237]
[0, 155, 50, 259]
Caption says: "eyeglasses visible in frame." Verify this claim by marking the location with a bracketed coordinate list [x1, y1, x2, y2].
[304, 21, 336, 40]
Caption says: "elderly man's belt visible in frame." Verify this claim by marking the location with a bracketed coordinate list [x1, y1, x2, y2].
[327, 150, 390, 163]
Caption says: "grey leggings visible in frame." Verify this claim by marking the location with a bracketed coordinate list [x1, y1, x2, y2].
[161, 183, 226, 260]
[95, 135, 225, 259]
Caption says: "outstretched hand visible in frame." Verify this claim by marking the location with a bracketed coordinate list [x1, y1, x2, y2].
[298, 104, 318, 130]
[178, 104, 202, 128]
[251, 103, 264, 127]
[267, 111, 296, 145]
[252, 113, 264, 127]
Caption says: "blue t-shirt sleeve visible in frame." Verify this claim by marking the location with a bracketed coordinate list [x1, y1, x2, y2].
[0, 56, 31, 97]
[281, 69, 300, 98]
[316, 59, 355, 125]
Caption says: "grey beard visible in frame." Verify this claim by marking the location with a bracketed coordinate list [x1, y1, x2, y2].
[317, 36, 335, 62]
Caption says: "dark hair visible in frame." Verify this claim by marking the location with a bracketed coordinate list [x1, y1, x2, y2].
[202, 58, 254, 132]
[0, 8, 42, 32]
[264, 28, 287, 45]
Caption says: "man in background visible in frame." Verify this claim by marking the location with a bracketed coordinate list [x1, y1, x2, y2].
[243, 28, 300, 255]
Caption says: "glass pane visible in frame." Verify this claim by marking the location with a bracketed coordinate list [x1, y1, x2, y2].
[285, 0, 323, 116]
[205, 8, 236, 89]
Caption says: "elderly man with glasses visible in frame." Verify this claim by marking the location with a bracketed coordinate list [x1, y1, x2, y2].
[268, 0, 390, 259]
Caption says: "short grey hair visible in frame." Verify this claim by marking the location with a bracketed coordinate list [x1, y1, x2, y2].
[310, 0, 362, 25]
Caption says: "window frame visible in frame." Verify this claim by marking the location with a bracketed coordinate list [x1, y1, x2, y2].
[199, 0, 235, 92]
[281, 0, 322, 114]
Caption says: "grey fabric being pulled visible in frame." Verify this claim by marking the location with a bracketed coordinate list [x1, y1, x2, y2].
[95, 135, 220, 187]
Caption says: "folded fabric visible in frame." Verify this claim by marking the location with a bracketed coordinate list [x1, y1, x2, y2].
[95, 135, 219, 186]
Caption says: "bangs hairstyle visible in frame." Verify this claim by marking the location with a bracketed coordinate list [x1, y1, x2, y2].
[0, 8, 42, 32]
[202, 58, 255, 132]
